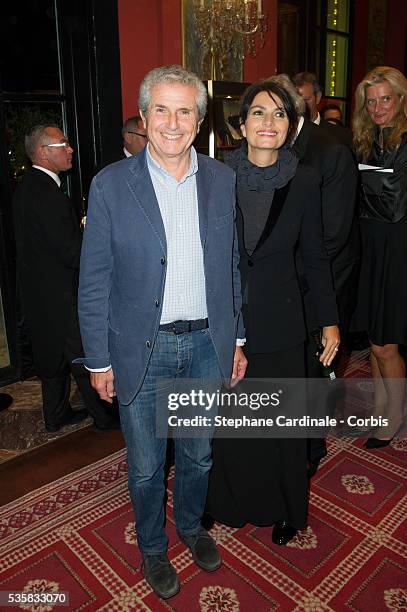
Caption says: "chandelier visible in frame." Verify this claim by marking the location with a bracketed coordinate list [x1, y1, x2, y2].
[192, 0, 267, 78]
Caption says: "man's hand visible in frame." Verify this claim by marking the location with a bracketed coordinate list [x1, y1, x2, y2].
[90, 369, 116, 403]
[231, 346, 248, 387]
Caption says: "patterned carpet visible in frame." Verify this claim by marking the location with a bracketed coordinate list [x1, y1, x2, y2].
[0, 351, 407, 612]
[0, 350, 406, 610]
[0, 438, 406, 611]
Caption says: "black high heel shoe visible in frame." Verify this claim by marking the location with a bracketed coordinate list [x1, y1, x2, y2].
[363, 437, 394, 449]
[272, 521, 297, 546]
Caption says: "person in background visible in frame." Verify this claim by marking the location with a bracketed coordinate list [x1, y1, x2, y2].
[122, 115, 147, 156]
[274, 74, 359, 475]
[352, 66, 407, 449]
[77, 65, 247, 600]
[320, 103, 354, 148]
[293, 73, 353, 148]
[320, 103, 344, 125]
[292, 71, 322, 123]
[13, 125, 119, 434]
[206, 79, 339, 546]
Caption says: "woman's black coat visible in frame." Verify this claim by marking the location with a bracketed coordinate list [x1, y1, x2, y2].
[234, 163, 338, 353]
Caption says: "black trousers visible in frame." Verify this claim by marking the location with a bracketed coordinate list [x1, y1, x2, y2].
[16, 282, 35, 380]
[40, 298, 113, 429]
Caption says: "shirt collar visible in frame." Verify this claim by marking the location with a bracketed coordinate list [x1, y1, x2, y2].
[123, 147, 132, 158]
[32, 165, 61, 187]
[294, 116, 305, 141]
[314, 112, 321, 125]
[146, 144, 198, 182]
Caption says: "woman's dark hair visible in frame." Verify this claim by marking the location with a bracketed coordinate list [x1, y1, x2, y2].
[239, 80, 299, 145]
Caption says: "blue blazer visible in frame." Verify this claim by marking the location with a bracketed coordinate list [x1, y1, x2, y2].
[77, 148, 244, 404]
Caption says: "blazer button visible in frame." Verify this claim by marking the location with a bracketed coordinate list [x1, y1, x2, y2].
[248, 260, 254, 267]
[155, 299, 159, 307]
[160, 257, 166, 265]
[146, 341, 151, 348]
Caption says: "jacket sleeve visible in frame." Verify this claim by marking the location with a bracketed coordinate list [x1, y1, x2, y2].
[299, 172, 339, 328]
[321, 142, 358, 260]
[359, 141, 407, 222]
[382, 143, 407, 221]
[231, 180, 246, 340]
[77, 174, 112, 368]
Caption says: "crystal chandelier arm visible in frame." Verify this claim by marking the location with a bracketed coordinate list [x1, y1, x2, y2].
[235, 24, 259, 35]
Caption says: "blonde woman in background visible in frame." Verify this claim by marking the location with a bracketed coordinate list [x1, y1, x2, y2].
[353, 66, 407, 448]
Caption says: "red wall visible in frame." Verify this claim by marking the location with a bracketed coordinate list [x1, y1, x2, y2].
[351, 0, 369, 99]
[351, 0, 407, 100]
[118, 0, 182, 120]
[244, 0, 278, 82]
[118, 0, 278, 120]
[384, 0, 407, 73]
[118, 1, 404, 122]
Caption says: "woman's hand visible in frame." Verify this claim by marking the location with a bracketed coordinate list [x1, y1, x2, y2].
[231, 346, 248, 387]
[319, 325, 340, 366]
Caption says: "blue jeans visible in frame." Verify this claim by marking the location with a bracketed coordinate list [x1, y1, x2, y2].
[119, 329, 221, 557]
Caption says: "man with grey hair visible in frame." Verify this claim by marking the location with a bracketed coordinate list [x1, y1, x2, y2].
[77, 65, 247, 599]
[13, 125, 118, 433]
[122, 115, 147, 156]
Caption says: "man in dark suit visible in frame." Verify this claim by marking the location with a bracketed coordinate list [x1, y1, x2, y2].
[290, 75, 359, 337]
[320, 103, 344, 124]
[294, 83, 359, 473]
[320, 104, 354, 149]
[95, 116, 148, 174]
[122, 115, 147, 157]
[77, 65, 247, 599]
[295, 116, 359, 332]
[13, 124, 119, 433]
[271, 74, 359, 474]
[293, 72, 354, 149]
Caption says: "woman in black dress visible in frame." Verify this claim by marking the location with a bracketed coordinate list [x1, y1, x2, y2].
[353, 66, 407, 448]
[206, 80, 340, 544]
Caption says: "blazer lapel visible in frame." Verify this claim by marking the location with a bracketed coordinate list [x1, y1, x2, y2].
[196, 155, 213, 248]
[293, 120, 311, 161]
[126, 149, 167, 253]
[253, 181, 292, 255]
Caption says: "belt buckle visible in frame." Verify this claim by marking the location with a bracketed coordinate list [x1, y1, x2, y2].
[174, 320, 189, 334]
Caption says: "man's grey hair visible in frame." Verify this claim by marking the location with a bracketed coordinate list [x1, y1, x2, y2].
[292, 71, 322, 95]
[138, 65, 207, 120]
[267, 74, 306, 116]
[122, 115, 143, 137]
[25, 124, 60, 161]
